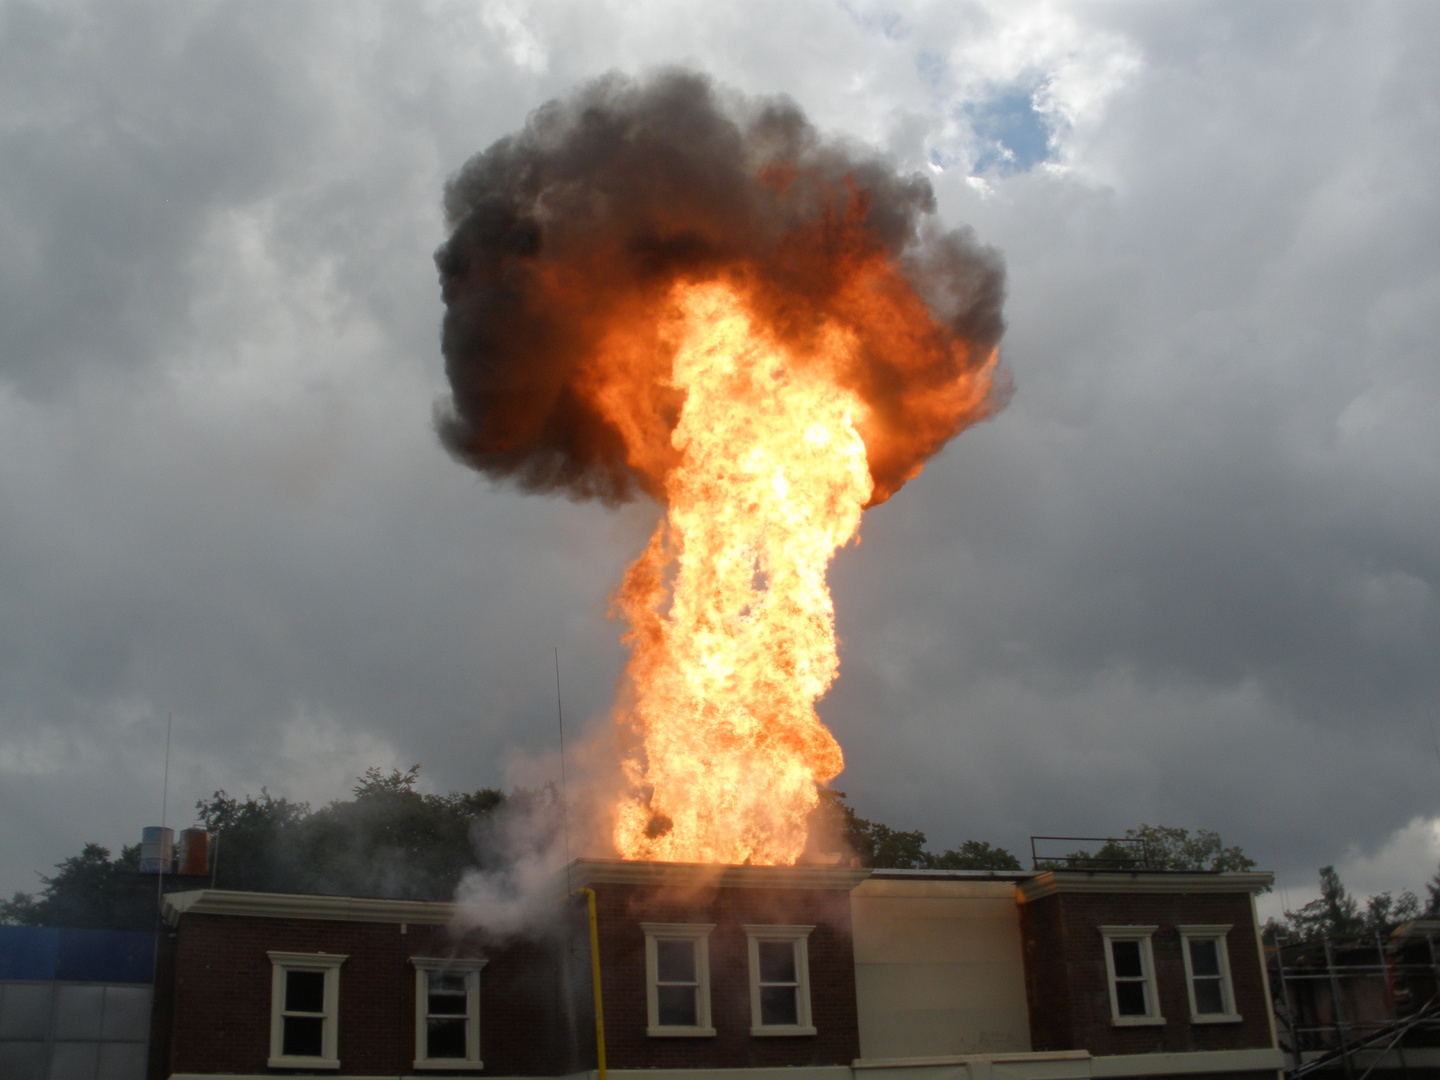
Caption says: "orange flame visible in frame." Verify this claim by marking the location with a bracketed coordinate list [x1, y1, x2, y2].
[597, 265, 1000, 863]
[611, 282, 873, 864]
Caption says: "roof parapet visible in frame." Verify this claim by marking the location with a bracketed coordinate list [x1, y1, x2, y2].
[161, 888, 457, 927]
[560, 857, 872, 893]
[1018, 870, 1274, 902]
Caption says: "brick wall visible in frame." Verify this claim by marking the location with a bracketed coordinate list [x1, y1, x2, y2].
[1019, 889, 1272, 1056]
[1020, 892, 1072, 1053]
[589, 881, 861, 1069]
[162, 912, 568, 1076]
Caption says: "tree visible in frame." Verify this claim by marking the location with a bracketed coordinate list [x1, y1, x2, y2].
[1129, 825, 1256, 872]
[928, 841, 1025, 871]
[0, 843, 140, 929]
[195, 766, 511, 900]
[809, 790, 1022, 870]
[1428, 865, 1440, 917]
[1363, 890, 1421, 935]
[1285, 866, 1364, 939]
[195, 788, 313, 894]
[1267, 864, 1437, 944]
[1045, 825, 1256, 874]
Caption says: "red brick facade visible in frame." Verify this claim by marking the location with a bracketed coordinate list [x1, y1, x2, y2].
[589, 879, 860, 1069]
[1019, 885, 1272, 1056]
[151, 871, 862, 1077]
[152, 912, 567, 1077]
[149, 864, 1276, 1078]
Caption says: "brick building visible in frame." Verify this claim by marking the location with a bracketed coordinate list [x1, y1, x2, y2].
[148, 859, 1282, 1080]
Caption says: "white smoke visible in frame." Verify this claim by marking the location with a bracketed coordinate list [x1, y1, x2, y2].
[451, 787, 571, 937]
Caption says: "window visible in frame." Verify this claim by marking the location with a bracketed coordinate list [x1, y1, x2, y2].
[1178, 925, 1241, 1023]
[744, 925, 816, 1036]
[641, 923, 715, 1037]
[1098, 927, 1163, 1026]
[412, 957, 486, 1069]
[268, 951, 345, 1068]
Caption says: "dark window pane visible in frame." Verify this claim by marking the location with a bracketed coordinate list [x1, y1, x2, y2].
[1111, 940, 1143, 979]
[428, 991, 467, 1016]
[282, 1015, 324, 1057]
[758, 941, 796, 984]
[656, 984, 697, 1026]
[656, 939, 696, 983]
[760, 985, 799, 1026]
[1189, 939, 1221, 977]
[1115, 981, 1148, 1016]
[427, 1017, 467, 1058]
[1194, 977, 1226, 1015]
[285, 970, 325, 1014]
[429, 972, 467, 996]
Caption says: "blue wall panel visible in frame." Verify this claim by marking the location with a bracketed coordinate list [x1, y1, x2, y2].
[56, 929, 154, 983]
[0, 926, 153, 983]
[0, 926, 58, 980]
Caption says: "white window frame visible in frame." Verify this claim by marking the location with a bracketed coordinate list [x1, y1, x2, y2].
[744, 924, 816, 1037]
[641, 923, 715, 1037]
[1099, 927, 1164, 1027]
[268, 950, 346, 1069]
[411, 957, 487, 1070]
[1178, 925, 1242, 1024]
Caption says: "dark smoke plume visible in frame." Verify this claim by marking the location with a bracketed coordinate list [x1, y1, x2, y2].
[435, 69, 1006, 506]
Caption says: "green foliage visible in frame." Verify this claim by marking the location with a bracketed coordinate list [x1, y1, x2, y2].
[3, 766, 524, 925]
[196, 766, 511, 900]
[0, 842, 142, 929]
[1286, 865, 1363, 938]
[926, 840, 1025, 870]
[1040, 825, 1256, 875]
[812, 791, 1022, 870]
[1270, 865, 1428, 942]
[1363, 890, 1421, 935]
[194, 788, 312, 894]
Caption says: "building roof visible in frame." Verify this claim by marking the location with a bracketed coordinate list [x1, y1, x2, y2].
[158, 862, 1276, 927]
[161, 888, 457, 927]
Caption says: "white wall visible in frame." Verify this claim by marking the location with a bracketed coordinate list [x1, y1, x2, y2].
[850, 878, 1031, 1061]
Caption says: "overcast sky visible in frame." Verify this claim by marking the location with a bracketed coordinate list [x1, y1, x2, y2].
[2, 0, 1437, 917]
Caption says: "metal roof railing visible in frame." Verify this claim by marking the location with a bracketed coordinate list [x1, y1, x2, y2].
[1029, 835, 1151, 871]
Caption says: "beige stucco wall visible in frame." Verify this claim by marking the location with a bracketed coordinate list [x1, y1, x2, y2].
[850, 878, 1031, 1061]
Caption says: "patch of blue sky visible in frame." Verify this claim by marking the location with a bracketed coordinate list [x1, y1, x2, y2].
[837, 0, 910, 41]
[965, 87, 1053, 175]
[928, 146, 965, 172]
[915, 50, 950, 96]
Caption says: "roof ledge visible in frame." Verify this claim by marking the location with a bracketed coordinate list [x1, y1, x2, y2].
[1018, 870, 1274, 902]
[161, 889, 457, 927]
[562, 858, 872, 893]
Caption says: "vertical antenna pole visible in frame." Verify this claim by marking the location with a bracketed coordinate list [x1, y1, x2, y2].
[161, 712, 172, 830]
[155, 712, 173, 928]
[555, 648, 573, 894]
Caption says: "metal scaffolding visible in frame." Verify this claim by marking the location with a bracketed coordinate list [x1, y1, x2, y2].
[1269, 923, 1440, 1080]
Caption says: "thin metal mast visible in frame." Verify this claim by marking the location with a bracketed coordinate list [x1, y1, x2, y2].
[555, 647, 573, 894]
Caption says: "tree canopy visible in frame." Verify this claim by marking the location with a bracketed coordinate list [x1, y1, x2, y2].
[1265, 864, 1435, 942]
[194, 766, 521, 899]
[6, 767, 1328, 929]
[1, 766, 522, 924]
[1040, 825, 1257, 874]
[0, 842, 141, 928]
[812, 790, 1023, 870]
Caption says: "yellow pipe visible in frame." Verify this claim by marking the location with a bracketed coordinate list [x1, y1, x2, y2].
[576, 887, 607, 1080]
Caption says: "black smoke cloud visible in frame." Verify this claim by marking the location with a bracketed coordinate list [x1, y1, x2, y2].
[434, 68, 1006, 505]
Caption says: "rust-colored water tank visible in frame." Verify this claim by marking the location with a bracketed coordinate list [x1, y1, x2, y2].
[177, 827, 209, 876]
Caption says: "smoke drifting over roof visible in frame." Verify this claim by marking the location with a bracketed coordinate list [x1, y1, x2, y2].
[434, 69, 1007, 507]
